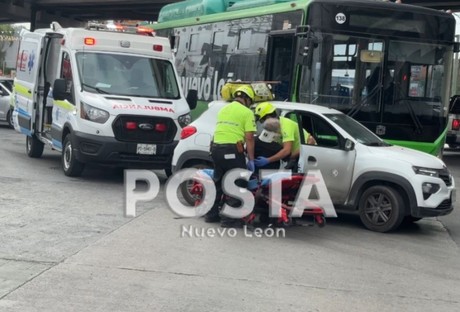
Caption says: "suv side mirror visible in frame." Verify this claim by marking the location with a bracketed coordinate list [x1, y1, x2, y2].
[344, 139, 355, 151]
[449, 95, 460, 114]
[53, 78, 70, 101]
[186, 89, 198, 110]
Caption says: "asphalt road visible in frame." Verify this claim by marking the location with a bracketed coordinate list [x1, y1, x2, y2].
[0, 124, 459, 311]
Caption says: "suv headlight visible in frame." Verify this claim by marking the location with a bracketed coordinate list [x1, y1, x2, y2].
[412, 166, 440, 177]
[178, 113, 192, 128]
[80, 101, 110, 124]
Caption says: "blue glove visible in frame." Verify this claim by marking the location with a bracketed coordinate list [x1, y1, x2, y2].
[247, 160, 255, 172]
[254, 156, 269, 167]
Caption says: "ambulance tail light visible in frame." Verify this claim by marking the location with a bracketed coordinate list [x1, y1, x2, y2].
[180, 126, 196, 139]
[84, 37, 96, 46]
[153, 44, 163, 52]
[453, 119, 460, 131]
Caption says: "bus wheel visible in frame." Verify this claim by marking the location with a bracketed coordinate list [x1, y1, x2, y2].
[26, 135, 44, 158]
[358, 185, 405, 233]
[62, 134, 85, 177]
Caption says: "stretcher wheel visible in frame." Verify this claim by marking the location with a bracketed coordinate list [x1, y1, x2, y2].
[315, 216, 326, 227]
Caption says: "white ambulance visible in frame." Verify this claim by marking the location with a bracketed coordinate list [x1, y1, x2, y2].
[12, 22, 196, 177]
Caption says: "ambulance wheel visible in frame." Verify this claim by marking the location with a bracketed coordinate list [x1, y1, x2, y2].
[26, 135, 44, 158]
[62, 134, 85, 177]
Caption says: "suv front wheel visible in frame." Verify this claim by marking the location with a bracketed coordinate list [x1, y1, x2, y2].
[358, 185, 405, 233]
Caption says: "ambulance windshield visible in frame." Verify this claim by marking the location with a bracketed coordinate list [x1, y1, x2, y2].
[76, 52, 180, 99]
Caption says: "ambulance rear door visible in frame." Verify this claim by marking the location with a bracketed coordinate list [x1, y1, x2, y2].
[15, 31, 46, 135]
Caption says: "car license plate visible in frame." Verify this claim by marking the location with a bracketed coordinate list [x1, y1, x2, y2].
[136, 144, 156, 155]
[451, 189, 456, 204]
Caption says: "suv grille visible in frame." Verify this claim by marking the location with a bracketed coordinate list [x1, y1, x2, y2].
[112, 115, 176, 143]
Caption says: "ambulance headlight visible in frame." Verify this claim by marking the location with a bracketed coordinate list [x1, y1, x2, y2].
[80, 102, 110, 124]
[178, 113, 192, 128]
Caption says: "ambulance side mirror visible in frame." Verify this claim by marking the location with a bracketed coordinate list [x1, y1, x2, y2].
[186, 89, 198, 110]
[53, 79, 70, 101]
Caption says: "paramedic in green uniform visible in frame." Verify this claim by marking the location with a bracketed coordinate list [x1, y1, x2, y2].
[253, 102, 316, 171]
[205, 85, 256, 227]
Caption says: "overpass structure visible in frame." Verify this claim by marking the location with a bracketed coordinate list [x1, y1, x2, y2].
[0, 0, 176, 28]
[0, 0, 459, 29]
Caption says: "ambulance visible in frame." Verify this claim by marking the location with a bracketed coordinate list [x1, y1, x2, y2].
[12, 22, 197, 177]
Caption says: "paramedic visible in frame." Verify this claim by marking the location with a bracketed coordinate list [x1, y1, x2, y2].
[253, 102, 316, 170]
[205, 85, 256, 227]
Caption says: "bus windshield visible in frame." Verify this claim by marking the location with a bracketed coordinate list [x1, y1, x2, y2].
[299, 32, 452, 143]
[76, 52, 180, 99]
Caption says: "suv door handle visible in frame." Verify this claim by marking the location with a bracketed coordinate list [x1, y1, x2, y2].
[307, 156, 317, 164]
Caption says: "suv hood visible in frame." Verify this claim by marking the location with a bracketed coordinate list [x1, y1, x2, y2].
[366, 145, 445, 169]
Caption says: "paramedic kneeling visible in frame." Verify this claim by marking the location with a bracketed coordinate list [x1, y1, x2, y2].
[205, 85, 256, 227]
[253, 102, 316, 172]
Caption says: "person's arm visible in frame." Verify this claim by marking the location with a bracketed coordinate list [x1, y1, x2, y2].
[307, 135, 317, 145]
[245, 132, 255, 160]
[304, 130, 317, 146]
[267, 141, 292, 163]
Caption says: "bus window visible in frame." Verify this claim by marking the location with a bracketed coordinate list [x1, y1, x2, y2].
[189, 33, 200, 52]
[267, 34, 295, 101]
[300, 33, 384, 122]
[409, 65, 427, 97]
[212, 31, 225, 51]
[238, 29, 252, 50]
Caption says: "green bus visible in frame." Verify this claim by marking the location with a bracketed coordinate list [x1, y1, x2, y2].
[152, 0, 457, 156]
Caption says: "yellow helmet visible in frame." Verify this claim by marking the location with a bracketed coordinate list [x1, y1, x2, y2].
[233, 85, 255, 102]
[254, 102, 276, 120]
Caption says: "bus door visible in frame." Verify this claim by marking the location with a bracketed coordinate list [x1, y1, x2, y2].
[266, 30, 296, 101]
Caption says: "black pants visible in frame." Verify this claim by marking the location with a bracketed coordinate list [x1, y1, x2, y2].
[207, 144, 247, 218]
[254, 138, 282, 175]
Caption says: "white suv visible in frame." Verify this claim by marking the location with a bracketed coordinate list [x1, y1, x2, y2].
[172, 101, 455, 232]
[0, 77, 14, 128]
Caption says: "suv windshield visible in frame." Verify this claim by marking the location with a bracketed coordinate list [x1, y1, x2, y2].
[324, 113, 389, 146]
[76, 52, 180, 99]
